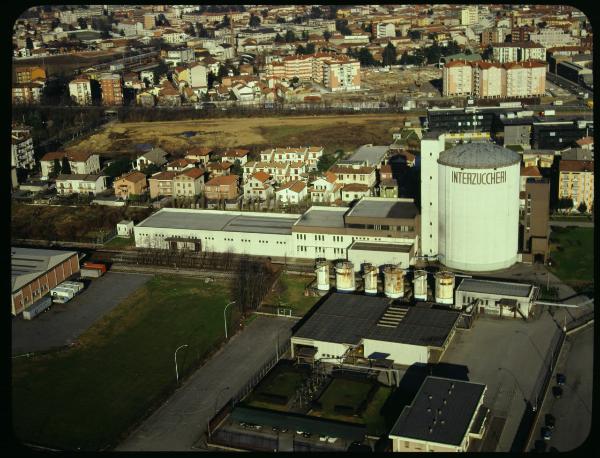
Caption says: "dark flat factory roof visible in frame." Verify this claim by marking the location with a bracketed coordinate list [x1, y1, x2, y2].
[389, 376, 486, 446]
[293, 293, 459, 348]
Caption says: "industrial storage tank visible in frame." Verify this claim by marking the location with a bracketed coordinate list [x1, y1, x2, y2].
[383, 265, 405, 298]
[435, 271, 455, 305]
[363, 263, 378, 295]
[335, 261, 356, 292]
[413, 270, 428, 301]
[315, 260, 330, 291]
[437, 143, 521, 271]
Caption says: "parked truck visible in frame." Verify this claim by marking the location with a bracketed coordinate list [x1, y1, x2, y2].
[80, 262, 107, 278]
[50, 281, 84, 303]
[23, 296, 53, 320]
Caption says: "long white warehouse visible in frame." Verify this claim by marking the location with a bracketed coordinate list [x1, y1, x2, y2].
[134, 197, 421, 267]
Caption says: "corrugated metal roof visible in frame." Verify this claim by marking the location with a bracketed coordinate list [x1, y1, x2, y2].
[438, 143, 521, 169]
[456, 278, 533, 298]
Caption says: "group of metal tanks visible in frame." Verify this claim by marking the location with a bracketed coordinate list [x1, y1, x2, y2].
[315, 260, 456, 304]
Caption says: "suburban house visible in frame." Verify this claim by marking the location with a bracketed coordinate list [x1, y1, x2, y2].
[148, 171, 179, 199]
[341, 183, 371, 202]
[243, 171, 274, 201]
[221, 148, 250, 165]
[207, 161, 233, 178]
[40, 151, 101, 179]
[329, 164, 377, 188]
[309, 172, 341, 203]
[135, 147, 169, 171]
[114, 171, 148, 199]
[276, 180, 308, 205]
[173, 167, 205, 197]
[204, 174, 240, 200]
[55, 174, 108, 195]
[166, 158, 197, 172]
[186, 146, 213, 164]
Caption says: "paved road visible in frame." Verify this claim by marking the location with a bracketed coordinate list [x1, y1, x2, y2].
[527, 325, 593, 452]
[116, 315, 297, 451]
[549, 220, 594, 228]
[11, 272, 151, 356]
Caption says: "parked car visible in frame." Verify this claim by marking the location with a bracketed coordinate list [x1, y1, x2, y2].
[556, 373, 566, 386]
[545, 414, 556, 429]
[302, 432, 311, 438]
[542, 426, 553, 441]
[552, 386, 563, 399]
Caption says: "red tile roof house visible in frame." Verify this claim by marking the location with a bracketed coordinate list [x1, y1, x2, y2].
[204, 174, 240, 200]
[276, 180, 307, 205]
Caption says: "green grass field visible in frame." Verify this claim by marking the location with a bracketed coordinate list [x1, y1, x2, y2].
[548, 226, 594, 292]
[318, 378, 373, 413]
[12, 275, 235, 451]
[103, 235, 135, 249]
[244, 365, 307, 412]
[263, 273, 321, 316]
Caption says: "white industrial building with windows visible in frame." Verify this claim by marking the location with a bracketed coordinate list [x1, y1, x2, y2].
[133, 197, 421, 268]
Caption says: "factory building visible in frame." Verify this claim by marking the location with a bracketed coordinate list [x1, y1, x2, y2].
[454, 278, 538, 319]
[290, 293, 460, 367]
[389, 376, 488, 452]
[11, 247, 80, 316]
[421, 136, 521, 271]
[134, 197, 420, 268]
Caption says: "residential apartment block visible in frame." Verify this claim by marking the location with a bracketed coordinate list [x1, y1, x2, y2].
[11, 125, 35, 170]
[99, 73, 123, 106]
[558, 160, 594, 211]
[173, 168, 205, 197]
[265, 52, 360, 92]
[14, 66, 46, 83]
[460, 6, 479, 26]
[204, 174, 240, 200]
[259, 146, 324, 171]
[114, 171, 148, 199]
[443, 60, 546, 98]
[492, 42, 546, 63]
[376, 22, 396, 39]
[69, 77, 93, 105]
[40, 151, 101, 179]
[148, 171, 179, 199]
[12, 81, 44, 104]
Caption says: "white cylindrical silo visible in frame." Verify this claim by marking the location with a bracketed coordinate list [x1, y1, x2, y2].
[335, 261, 355, 292]
[435, 271, 455, 305]
[383, 265, 405, 298]
[315, 260, 330, 291]
[413, 270, 428, 301]
[437, 143, 521, 271]
[363, 263, 378, 295]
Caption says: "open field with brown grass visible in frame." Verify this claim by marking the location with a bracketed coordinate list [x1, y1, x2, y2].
[66, 114, 407, 157]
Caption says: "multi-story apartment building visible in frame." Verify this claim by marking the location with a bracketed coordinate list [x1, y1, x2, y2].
[558, 160, 594, 211]
[309, 173, 342, 203]
[68, 77, 93, 105]
[442, 60, 546, 98]
[114, 171, 148, 199]
[39, 151, 101, 179]
[492, 42, 546, 63]
[529, 28, 579, 48]
[376, 22, 396, 39]
[14, 66, 46, 83]
[12, 81, 44, 104]
[260, 146, 324, 171]
[480, 27, 509, 47]
[204, 174, 240, 200]
[99, 73, 123, 106]
[143, 13, 155, 30]
[460, 6, 479, 26]
[243, 171, 274, 201]
[265, 53, 361, 91]
[328, 164, 377, 188]
[11, 125, 35, 170]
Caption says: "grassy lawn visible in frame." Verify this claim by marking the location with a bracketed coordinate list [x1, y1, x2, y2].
[12, 275, 236, 451]
[262, 273, 321, 316]
[362, 386, 393, 436]
[103, 235, 135, 249]
[548, 226, 594, 292]
[318, 378, 373, 412]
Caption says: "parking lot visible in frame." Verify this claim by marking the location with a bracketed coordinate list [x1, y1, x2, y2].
[440, 310, 562, 452]
[11, 271, 152, 356]
[529, 325, 593, 452]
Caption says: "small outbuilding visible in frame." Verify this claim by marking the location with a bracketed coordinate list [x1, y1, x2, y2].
[117, 220, 134, 237]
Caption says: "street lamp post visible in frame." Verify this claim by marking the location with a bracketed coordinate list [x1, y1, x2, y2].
[224, 301, 235, 339]
[174, 344, 188, 385]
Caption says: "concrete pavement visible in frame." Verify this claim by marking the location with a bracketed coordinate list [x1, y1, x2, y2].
[116, 315, 297, 451]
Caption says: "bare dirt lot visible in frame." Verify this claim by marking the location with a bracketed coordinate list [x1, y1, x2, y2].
[66, 114, 407, 157]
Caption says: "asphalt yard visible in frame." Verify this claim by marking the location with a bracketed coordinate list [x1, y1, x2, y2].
[11, 272, 152, 356]
[440, 310, 562, 452]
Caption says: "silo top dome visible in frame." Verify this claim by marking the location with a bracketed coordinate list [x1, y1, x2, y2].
[438, 142, 521, 169]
